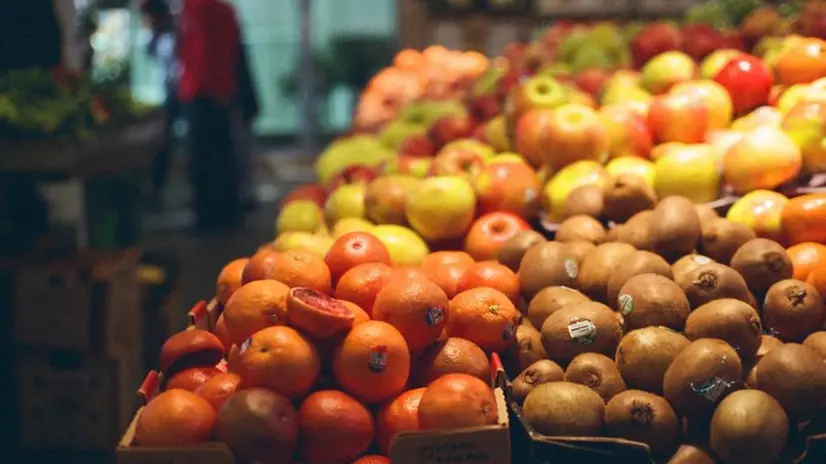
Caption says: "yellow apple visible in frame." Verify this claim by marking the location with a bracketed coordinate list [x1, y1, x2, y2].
[370, 224, 430, 267]
[272, 232, 334, 260]
[276, 200, 325, 235]
[542, 160, 608, 222]
[670, 80, 733, 130]
[653, 144, 721, 203]
[331, 217, 374, 239]
[605, 156, 656, 187]
[723, 126, 802, 194]
[487, 152, 528, 165]
[700, 49, 740, 79]
[726, 190, 789, 242]
[776, 84, 811, 114]
[406, 176, 476, 242]
[324, 184, 366, 225]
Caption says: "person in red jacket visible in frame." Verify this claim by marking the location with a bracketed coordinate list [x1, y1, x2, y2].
[177, 0, 241, 231]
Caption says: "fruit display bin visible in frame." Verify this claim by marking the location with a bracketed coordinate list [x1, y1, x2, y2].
[116, 300, 512, 464]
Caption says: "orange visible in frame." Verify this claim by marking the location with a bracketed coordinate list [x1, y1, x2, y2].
[392, 266, 426, 280]
[375, 388, 425, 455]
[354, 456, 392, 464]
[447, 287, 519, 353]
[456, 261, 521, 304]
[286, 287, 356, 339]
[134, 389, 216, 446]
[807, 259, 826, 302]
[781, 193, 826, 245]
[166, 367, 221, 392]
[265, 249, 332, 294]
[228, 326, 320, 399]
[340, 300, 371, 326]
[217, 258, 249, 305]
[788, 242, 826, 281]
[394, 48, 424, 69]
[325, 232, 392, 284]
[214, 314, 231, 353]
[334, 262, 394, 316]
[298, 390, 375, 464]
[464, 212, 531, 262]
[332, 321, 411, 404]
[194, 372, 241, 412]
[373, 277, 450, 353]
[223, 280, 290, 347]
[159, 329, 224, 374]
[417, 374, 498, 430]
[242, 247, 279, 284]
[413, 337, 490, 386]
[421, 251, 475, 298]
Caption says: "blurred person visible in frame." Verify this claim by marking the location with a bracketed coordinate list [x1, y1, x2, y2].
[177, 0, 241, 231]
[233, 31, 260, 211]
[140, 0, 179, 207]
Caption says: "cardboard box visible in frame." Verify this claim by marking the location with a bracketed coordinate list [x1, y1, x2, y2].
[117, 301, 511, 464]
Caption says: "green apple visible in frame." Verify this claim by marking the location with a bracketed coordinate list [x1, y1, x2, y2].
[406, 176, 476, 242]
[511, 75, 567, 118]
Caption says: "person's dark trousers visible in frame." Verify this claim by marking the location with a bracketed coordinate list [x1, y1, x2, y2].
[185, 97, 240, 231]
[151, 94, 180, 200]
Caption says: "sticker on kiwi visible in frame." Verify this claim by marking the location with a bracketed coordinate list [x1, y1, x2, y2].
[564, 259, 578, 279]
[567, 318, 597, 345]
[425, 306, 445, 326]
[618, 294, 634, 315]
[239, 337, 253, 355]
[368, 345, 389, 373]
[693, 255, 712, 265]
[690, 376, 732, 403]
[502, 322, 516, 341]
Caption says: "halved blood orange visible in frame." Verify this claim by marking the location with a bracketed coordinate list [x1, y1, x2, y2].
[286, 287, 355, 338]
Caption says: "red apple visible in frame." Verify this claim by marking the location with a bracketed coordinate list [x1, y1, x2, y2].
[680, 24, 729, 62]
[514, 108, 555, 167]
[631, 23, 682, 69]
[724, 126, 802, 193]
[474, 161, 541, 218]
[469, 93, 502, 122]
[429, 149, 486, 180]
[428, 114, 475, 150]
[713, 54, 774, 115]
[799, 2, 826, 40]
[599, 104, 654, 159]
[384, 155, 432, 178]
[670, 80, 734, 130]
[280, 183, 327, 209]
[648, 92, 709, 144]
[464, 212, 531, 261]
[398, 134, 435, 157]
[325, 165, 379, 192]
[542, 104, 609, 171]
[574, 68, 610, 97]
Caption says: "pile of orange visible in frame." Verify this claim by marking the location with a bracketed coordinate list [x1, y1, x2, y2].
[134, 230, 515, 462]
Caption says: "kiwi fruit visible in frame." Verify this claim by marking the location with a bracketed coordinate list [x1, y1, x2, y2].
[605, 390, 680, 457]
[555, 215, 606, 244]
[527, 286, 590, 329]
[699, 218, 756, 264]
[666, 444, 716, 464]
[521, 381, 605, 436]
[762, 279, 825, 342]
[512, 359, 565, 404]
[606, 251, 673, 309]
[730, 238, 794, 296]
[616, 274, 691, 332]
[505, 322, 548, 375]
[540, 301, 623, 365]
[709, 390, 789, 464]
[576, 242, 637, 302]
[743, 335, 783, 388]
[601, 174, 658, 223]
[565, 240, 596, 265]
[677, 262, 753, 309]
[755, 343, 826, 420]
[616, 327, 690, 394]
[803, 331, 826, 358]
[684, 299, 763, 361]
[564, 353, 626, 402]
[518, 241, 578, 301]
[498, 229, 546, 272]
[695, 203, 721, 229]
[672, 254, 715, 284]
[562, 185, 604, 219]
[616, 210, 653, 250]
[663, 338, 743, 419]
[649, 196, 702, 262]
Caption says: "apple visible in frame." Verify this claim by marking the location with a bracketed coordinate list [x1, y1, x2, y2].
[510, 75, 568, 119]
[406, 176, 476, 242]
[324, 164, 379, 192]
[324, 183, 367, 226]
[781, 100, 826, 174]
[464, 212, 531, 261]
[272, 232, 334, 260]
[429, 148, 486, 180]
[776, 84, 811, 114]
[370, 224, 430, 267]
[487, 152, 527, 165]
[773, 36, 826, 86]
[730, 106, 783, 132]
[364, 175, 419, 225]
[398, 134, 435, 157]
[653, 143, 721, 203]
[383, 155, 432, 178]
[474, 161, 541, 218]
[799, 1, 826, 40]
[514, 108, 555, 167]
[542, 103, 609, 171]
[541, 160, 608, 222]
[574, 68, 610, 97]
[670, 80, 733, 130]
[276, 199, 326, 235]
[605, 156, 656, 187]
[700, 49, 741, 79]
[648, 92, 709, 144]
[681, 24, 729, 62]
[706, 129, 744, 157]
[438, 138, 496, 161]
[640, 51, 696, 95]
[469, 93, 501, 122]
[631, 23, 682, 69]
[280, 183, 327, 209]
[726, 190, 789, 242]
[428, 114, 476, 150]
[723, 126, 802, 194]
[480, 115, 511, 152]
[331, 217, 374, 239]
[713, 54, 774, 115]
[740, 7, 782, 46]
[598, 104, 654, 159]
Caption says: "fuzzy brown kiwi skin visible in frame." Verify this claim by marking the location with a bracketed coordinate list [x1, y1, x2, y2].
[555, 215, 606, 244]
[498, 230, 546, 272]
[695, 204, 721, 229]
[606, 251, 674, 310]
[676, 262, 753, 309]
[615, 327, 690, 394]
[616, 210, 653, 250]
[684, 299, 763, 361]
[562, 185, 604, 219]
[605, 390, 679, 458]
[730, 238, 794, 296]
[576, 242, 637, 303]
[521, 381, 606, 437]
[803, 331, 826, 359]
[672, 254, 715, 284]
[540, 301, 623, 365]
[666, 443, 717, 464]
[617, 274, 691, 332]
[564, 353, 627, 402]
[710, 390, 789, 464]
[565, 240, 596, 265]
[743, 335, 783, 388]
[755, 343, 826, 421]
[517, 241, 578, 301]
[662, 338, 743, 419]
[512, 359, 565, 404]
[762, 279, 825, 342]
[527, 286, 590, 329]
[649, 196, 702, 263]
[601, 174, 658, 223]
[504, 322, 548, 376]
[699, 218, 756, 264]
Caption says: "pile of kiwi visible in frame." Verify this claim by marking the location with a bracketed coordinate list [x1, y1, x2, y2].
[500, 187, 826, 464]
